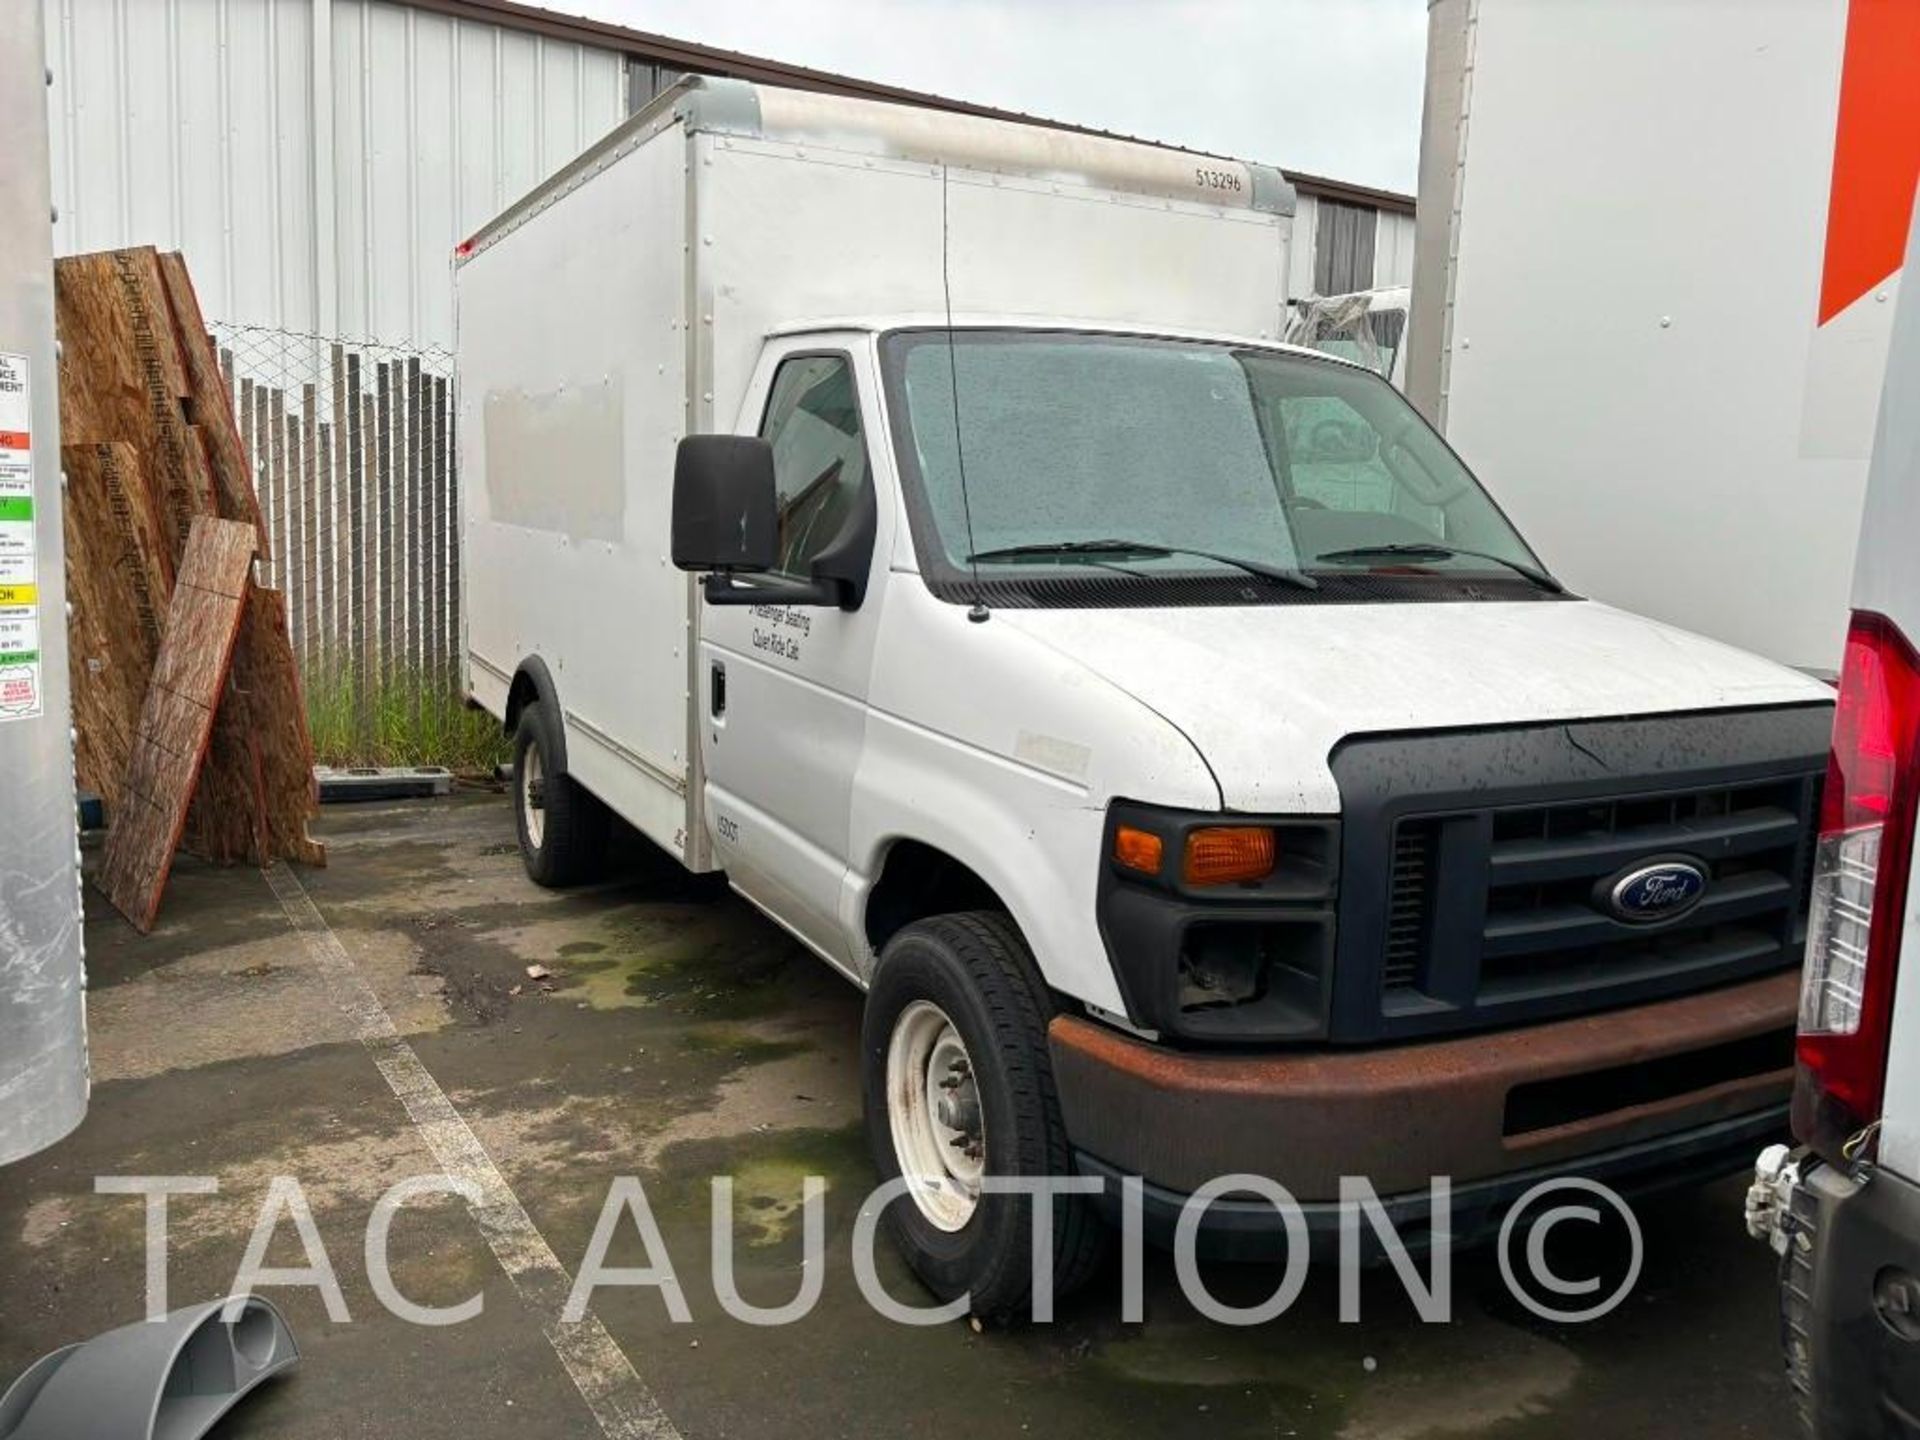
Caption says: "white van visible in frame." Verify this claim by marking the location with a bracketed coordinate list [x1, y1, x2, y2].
[458, 78, 1834, 1313]
[1746, 198, 1920, 1433]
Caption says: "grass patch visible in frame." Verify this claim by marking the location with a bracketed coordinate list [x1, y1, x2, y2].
[305, 662, 508, 774]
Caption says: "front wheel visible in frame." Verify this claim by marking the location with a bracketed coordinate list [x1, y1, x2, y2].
[861, 912, 1107, 1319]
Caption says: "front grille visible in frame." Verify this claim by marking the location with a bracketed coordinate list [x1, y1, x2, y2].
[1479, 779, 1811, 997]
[1384, 820, 1440, 991]
[1327, 705, 1833, 1043]
[1382, 775, 1819, 1022]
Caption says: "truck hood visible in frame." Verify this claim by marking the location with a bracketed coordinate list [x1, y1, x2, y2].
[996, 599, 1832, 811]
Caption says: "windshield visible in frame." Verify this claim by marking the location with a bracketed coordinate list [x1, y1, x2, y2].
[879, 329, 1546, 599]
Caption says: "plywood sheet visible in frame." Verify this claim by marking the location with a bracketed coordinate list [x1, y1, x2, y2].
[156, 253, 267, 544]
[62, 442, 170, 814]
[97, 518, 255, 932]
[189, 586, 325, 866]
[55, 248, 212, 572]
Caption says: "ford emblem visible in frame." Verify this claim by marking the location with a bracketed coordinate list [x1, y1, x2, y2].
[1606, 859, 1708, 923]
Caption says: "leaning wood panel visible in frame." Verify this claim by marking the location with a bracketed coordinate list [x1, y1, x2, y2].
[185, 581, 327, 868]
[62, 442, 170, 814]
[185, 683, 267, 864]
[55, 249, 204, 577]
[233, 584, 326, 867]
[97, 518, 256, 932]
[155, 252, 266, 545]
[169, 256, 321, 862]
[187, 565, 323, 865]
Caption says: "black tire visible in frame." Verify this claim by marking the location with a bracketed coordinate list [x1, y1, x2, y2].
[861, 911, 1108, 1320]
[511, 700, 608, 887]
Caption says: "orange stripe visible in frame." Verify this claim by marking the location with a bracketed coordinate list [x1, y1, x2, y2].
[1819, 0, 1920, 324]
[0, 430, 28, 450]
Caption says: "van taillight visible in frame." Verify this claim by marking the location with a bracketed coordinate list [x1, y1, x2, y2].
[1794, 611, 1920, 1162]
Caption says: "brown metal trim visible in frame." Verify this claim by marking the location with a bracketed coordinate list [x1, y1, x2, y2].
[1282, 172, 1420, 215]
[1048, 971, 1798, 1197]
[386, 0, 1417, 217]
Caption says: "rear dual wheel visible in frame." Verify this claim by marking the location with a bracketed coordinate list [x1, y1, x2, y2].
[510, 700, 609, 886]
[862, 912, 1107, 1319]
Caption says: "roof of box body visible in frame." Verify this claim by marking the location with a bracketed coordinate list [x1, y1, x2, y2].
[396, 0, 1416, 217]
[459, 76, 1302, 261]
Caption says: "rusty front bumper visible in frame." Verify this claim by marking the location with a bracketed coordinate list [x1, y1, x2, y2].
[1049, 971, 1798, 1206]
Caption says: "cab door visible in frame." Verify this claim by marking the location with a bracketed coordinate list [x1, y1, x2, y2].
[697, 338, 890, 969]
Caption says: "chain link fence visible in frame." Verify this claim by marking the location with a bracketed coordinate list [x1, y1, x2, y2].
[212, 323, 493, 768]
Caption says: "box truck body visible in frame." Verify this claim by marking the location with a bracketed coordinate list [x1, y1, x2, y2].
[460, 77, 1836, 1313]
[458, 79, 1299, 883]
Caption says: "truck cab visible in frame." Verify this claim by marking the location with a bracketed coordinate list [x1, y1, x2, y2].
[457, 77, 1836, 1314]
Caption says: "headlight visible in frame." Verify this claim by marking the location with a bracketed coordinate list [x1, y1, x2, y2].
[1098, 801, 1340, 1042]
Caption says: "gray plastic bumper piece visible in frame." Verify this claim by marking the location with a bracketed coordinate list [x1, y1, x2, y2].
[0, 1296, 297, 1440]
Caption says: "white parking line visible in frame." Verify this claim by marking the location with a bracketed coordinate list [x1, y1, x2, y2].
[263, 861, 683, 1440]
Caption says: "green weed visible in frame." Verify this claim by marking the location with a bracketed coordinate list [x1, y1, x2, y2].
[303, 661, 508, 774]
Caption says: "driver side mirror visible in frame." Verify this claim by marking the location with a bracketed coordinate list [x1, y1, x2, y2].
[670, 435, 778, 573]
[669, 434, 849, 608]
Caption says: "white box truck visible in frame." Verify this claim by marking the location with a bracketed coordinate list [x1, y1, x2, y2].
[1407, 0, 1917, 675]
[459, 77, 1836, 1313]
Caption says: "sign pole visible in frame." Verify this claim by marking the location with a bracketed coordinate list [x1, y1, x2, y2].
[0, 0, 89, 1165]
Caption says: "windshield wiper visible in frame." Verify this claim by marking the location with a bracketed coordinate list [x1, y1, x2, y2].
[1312, 543, 1564, 594]
[967, 539, 1318, 590]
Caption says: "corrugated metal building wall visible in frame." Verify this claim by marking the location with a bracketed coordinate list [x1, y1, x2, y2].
[1376, 206, 1417, 289]
[1290, 193, 1417, 299]
[44, 0, 1414, 349]
[44, 0, 626, 349]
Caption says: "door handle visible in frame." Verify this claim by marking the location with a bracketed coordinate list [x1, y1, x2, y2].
[710, 661, 727, 718]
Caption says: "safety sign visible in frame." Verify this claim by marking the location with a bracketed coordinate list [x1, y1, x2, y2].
[0, 350, 42, 721]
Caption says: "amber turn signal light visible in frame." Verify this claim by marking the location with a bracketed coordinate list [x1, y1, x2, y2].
[1113, 824, 1164, 875]
[1182, 826, 1276, 886]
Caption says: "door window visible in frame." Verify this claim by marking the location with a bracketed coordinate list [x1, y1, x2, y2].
[759, 355, 871, 578]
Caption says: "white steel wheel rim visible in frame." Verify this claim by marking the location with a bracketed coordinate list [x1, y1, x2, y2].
[886, 1000, 986, 1232]
[522, 743, 546, 850]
